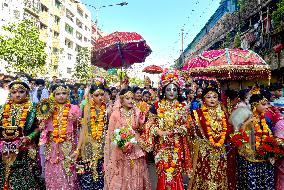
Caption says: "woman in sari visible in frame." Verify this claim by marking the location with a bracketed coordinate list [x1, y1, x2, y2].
[236, 94, 275, 190]
[39, 84, 81, 190]
[73, 79, 108, 190]
[188, 87, 235, 190]
[104, 88, 151, 190]
[0, 77, 44, 189]
[141, 68, 191, 190]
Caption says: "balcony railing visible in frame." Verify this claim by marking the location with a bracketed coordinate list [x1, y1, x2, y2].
[39, 11, 49, 25]
[39, 29, 48, 42]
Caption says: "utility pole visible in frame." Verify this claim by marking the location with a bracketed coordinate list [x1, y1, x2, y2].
[181, 28, 184, 69]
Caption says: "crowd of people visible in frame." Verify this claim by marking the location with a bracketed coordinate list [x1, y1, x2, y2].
[0, 69, 283, 190]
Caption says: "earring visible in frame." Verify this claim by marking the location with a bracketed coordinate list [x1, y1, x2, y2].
[253, 106, 256, 113]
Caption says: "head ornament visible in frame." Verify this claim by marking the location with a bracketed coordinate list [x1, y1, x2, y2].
[159, 68, 185, 89]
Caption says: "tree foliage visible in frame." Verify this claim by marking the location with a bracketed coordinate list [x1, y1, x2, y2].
[233, 32, 241, 48]
[272, 0, 284, 29]
[237, 0, 247, 12]
[73, 47, 94, 81]
[0, 20, 47, 75]
[221, 32, 231, 49]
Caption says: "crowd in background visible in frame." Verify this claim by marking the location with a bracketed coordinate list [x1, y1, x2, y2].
[0, 70, 284, 190]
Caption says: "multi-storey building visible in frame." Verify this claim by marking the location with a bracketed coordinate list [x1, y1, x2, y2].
[177, 0, 283, 80]
[91, 21, 104, 45]
[0, 0, 92, 79]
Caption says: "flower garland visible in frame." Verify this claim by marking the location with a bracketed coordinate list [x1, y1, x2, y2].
[253, 113, 272, 149]
[90, 103, 106, 140]
[201, 105, 228, 147]
[2, 100, 31, 128]
[52, 102, 71, 143]
[156, 99, 186, 183]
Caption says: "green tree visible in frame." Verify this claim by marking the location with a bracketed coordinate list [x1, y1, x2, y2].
[73, 47, 94, 81]
[237, 0, 247, 12]
[0, 20, 47, 75]
[272, 0, 284, 30]
[221, 32, 231, 49]
[233, 32, 241, 48]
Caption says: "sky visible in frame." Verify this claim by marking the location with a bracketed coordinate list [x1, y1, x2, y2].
[81, 0, 221, 82]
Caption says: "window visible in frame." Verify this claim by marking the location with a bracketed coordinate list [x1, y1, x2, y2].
[76, 31, 82, 41]
[75, 44, 81, 51]
[84, 37, 87, 42]
[67, 53, 72, 60]
[65, 23, 73, 34]
[55, 0, 61, 9]
[77, 7, 83, 16]
[66, 9, 74, 22]
[40, 22, 47, 29]
[67, 67, 72, 74]
[13, 10, 20, 19]
[76, 19, 83, 29]
[85, 14, 88, 19]
[65, 38, 73, 49]
[53, 31, 59, 38]
[41, 4, 48, 12]
[53, 47, 59, 53]
[54, 15, 60, 25]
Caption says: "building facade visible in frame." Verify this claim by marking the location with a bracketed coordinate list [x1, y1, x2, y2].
[0, 0, 92, 79]
[178, 0, 284, 81]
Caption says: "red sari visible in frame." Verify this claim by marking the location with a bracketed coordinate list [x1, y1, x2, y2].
[188, 107, 236, 190]
[140, 99, 191, 190]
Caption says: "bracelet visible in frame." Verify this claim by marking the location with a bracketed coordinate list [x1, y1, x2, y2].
[74, 148, 80, 154]
[28, 131, 37, 140]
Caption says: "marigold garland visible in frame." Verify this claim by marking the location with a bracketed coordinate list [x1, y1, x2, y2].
[202, 106, 228, 147]
[90, 103, 106, 140]
[2, 100, 31, 128]
[52, 102, 71, 143]
[253, 113, 272, 149]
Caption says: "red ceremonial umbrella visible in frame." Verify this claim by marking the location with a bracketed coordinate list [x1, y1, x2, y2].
[92, 32, 152, 69]
[182, 48, 271, 80]
[142, 65, 163, 74]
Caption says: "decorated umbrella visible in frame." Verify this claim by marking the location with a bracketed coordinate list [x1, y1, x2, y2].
[142, 65, 163, 74]
[182, 48, 271, 80]
[92, 32, 152, 70]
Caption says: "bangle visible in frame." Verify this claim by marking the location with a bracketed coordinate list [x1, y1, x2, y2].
[74, 148, 80, 154]
[28, 131, 37, 140]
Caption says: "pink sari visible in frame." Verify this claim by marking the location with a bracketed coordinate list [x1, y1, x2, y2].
[104, 103, 151, 190]
[42, 104, 81, 190]
[274, 119, 284, 190]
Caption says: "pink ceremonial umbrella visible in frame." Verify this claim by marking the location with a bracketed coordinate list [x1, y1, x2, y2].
[92, 32, 152, 70]
[182, 48, 271, 80]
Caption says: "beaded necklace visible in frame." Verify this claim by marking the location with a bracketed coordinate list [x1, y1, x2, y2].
[2, 100, 31, 128]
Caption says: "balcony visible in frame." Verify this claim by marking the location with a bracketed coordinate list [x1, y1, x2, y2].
[24, 0, 40, 16]
[52, 24, 60, 33]
[51, 55, 59, 65]
[39, 29, 48, 42]
[39, 11, 49, 26]
[53, 7, 62, 17]
[52, 38, 60, 48]
[40, 0, 51, 7]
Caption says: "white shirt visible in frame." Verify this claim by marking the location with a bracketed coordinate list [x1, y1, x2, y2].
[0, 88, 9, 106]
